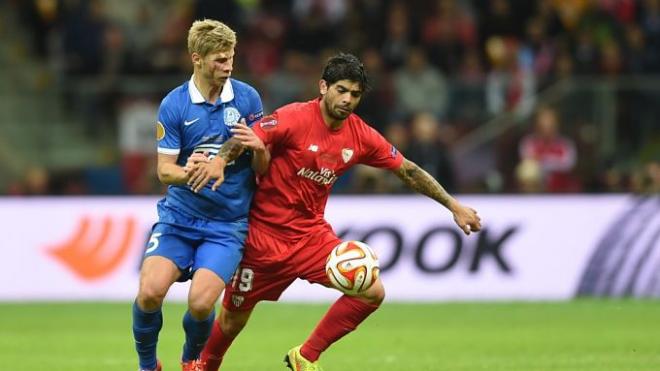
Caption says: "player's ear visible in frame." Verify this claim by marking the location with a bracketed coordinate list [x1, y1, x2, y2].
[191, 52, 202, 67]
[319, 80, 328, 95]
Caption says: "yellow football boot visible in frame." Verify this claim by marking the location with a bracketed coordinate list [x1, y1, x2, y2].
[284, 345, 324, 371]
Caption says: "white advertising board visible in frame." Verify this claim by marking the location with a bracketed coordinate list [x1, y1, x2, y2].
[0, 195, 657, 302]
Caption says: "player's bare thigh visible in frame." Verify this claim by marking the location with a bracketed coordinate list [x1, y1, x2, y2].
[188, 268, 226, 319]
[137, 255, 181, 310]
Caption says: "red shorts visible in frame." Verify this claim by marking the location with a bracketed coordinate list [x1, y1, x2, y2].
[222, 223, 341, 311]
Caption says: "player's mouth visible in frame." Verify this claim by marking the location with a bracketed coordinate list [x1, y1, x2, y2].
[336, 106, 351, 115]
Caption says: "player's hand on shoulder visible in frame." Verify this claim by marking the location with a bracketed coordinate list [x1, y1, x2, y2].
[450, 201, 482, 235]
[231, 119, 265, 152]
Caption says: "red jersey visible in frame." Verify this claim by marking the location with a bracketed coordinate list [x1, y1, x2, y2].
[251, 99, 403, 239]
[519, 134, 578, 192]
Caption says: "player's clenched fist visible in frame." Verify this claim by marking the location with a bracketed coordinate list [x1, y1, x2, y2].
[449, 201, 482, 235]
[231, 120, 265, 152]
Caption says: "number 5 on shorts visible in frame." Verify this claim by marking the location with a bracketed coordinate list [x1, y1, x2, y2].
[146, 233, 162, 254]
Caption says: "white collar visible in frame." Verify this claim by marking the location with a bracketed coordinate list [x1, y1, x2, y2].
[188, 76, 234, 104]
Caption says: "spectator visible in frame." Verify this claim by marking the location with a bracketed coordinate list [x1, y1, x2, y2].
[381, 1, 413, 69]
[478, 0, 521, 43]
[262, 51, 308, 112]
[393, 48, 449, 120]
[352, 120, 410, 194]
[485, 36, 536, 116]
[421, 0, 477, 74]
[405, 112, 456, 192]
[515, 158, 544, 193]
[519, 17, 556, 82]
[355, 48, 392, 132]
[625, 24, 651, 73]
[518, 107, 580, 192]
[640, 0, 660, 73]
[288, 0, 347, 53]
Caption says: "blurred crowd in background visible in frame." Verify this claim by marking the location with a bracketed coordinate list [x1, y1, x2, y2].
[3, 0, 659, 196]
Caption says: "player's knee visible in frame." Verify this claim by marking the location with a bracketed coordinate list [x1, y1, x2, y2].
[137, 284, 167, 310]
[361, 282, 386, 305]
[219, 310, 249, 338]
[187, 297, 215, 320]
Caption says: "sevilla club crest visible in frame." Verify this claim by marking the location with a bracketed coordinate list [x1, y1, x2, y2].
[341, 148, 354, 163]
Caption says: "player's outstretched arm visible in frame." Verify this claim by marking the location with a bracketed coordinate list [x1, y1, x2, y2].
[392, 158, 482, 235]
[157, 153, 189, 185]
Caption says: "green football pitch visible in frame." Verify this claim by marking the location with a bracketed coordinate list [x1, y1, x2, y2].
[1, 300, 659, 370]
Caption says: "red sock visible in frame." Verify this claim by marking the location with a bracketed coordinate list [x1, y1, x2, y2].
[300, 295, 380, 361]
[200, 319, 235, 371]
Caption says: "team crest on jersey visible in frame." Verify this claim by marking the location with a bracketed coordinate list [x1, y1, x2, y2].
[341, 148, 354, 163]
[224, 107, 241, 126]
[156, 121, 165, 141]
[232, 294, 245, 307]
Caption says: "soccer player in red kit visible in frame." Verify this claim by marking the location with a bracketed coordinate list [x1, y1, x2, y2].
[198, 53, 482, 370]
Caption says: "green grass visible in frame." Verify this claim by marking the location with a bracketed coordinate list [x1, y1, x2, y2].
[1, 300, 659, 370]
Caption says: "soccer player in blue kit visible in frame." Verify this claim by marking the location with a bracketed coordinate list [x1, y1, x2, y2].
[131, 19, 267, 371]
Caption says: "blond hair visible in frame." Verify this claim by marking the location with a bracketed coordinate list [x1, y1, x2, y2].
[187, 19, 236, 57]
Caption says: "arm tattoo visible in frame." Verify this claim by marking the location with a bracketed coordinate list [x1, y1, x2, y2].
[394, 158, 453, 208]
[218, 137, 245, 163]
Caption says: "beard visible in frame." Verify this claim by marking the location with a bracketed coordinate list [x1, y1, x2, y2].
[324, 99, 352, 120]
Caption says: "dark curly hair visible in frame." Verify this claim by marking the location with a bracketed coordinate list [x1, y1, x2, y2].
[321, 52, 371, 93]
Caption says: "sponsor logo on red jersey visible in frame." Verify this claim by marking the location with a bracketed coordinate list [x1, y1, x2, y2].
[297, 167, 338, 185]
[259, 116, 278, 129]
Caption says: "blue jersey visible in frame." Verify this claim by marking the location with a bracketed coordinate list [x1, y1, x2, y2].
[156, 77, 263, 221]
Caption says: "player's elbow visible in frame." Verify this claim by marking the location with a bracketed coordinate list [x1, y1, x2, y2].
[156, 165, 181, 185]
[251, 151, 271, 175]
[156, 166, 169, 184]
[156, 174, 168, 185]
[252, 163, 269, 175]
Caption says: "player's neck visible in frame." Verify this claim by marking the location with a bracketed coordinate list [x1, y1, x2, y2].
[193, 73, 221, 104]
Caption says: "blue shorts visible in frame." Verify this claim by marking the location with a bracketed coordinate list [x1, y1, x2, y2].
[144, 201, 247, 284]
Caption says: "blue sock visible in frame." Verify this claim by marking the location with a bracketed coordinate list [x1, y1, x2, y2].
[132, 301, 162, 370]
[181, 308, 216, 362]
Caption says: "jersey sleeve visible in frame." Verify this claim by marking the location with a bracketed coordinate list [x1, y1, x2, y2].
[252, 110, 291, 147]
[244, 87, 264, 127]
[359, 125, 404, 170]
[156, 95, 182, 155]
